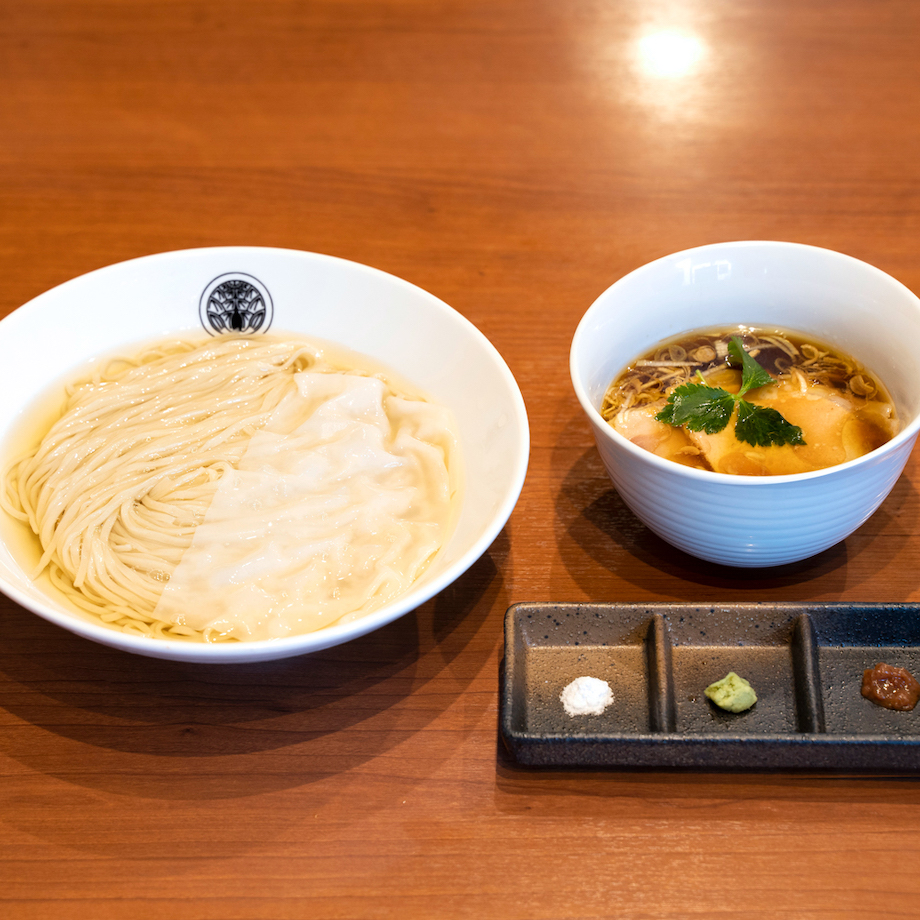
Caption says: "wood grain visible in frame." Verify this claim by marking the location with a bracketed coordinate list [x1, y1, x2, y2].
[2, 2, 920, 917]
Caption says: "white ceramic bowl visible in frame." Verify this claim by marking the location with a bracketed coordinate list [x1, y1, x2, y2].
[571, 240, 920, 567]
[0, 247, 529, 661]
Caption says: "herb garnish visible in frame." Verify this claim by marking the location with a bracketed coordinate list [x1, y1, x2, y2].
[654, 336, 806, 447]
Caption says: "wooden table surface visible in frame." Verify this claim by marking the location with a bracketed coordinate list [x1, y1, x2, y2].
[2, 2, 920, 918]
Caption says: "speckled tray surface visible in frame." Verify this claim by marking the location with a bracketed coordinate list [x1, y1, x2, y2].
[500, 602, 920, 770]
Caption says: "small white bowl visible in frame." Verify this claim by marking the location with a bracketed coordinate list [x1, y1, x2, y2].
[0, 247, 529, 661]
[570, 240, 920, 567]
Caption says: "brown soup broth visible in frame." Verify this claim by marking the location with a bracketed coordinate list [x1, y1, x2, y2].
[601, 326, 899, 476]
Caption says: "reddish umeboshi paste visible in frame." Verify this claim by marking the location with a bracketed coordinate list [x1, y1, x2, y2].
[861, 663, 920, 712]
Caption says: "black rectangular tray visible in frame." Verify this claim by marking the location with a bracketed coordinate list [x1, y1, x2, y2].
[500, 602, 920, 770]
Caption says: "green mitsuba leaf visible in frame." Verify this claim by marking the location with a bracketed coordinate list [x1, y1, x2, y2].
[734, 400, 806, 447]
[728, 336, 774, 395]
[655, 383, 734, 434]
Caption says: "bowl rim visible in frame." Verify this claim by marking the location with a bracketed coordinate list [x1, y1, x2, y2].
[0, 246, 531, 662]
[570, 239, 920, 486]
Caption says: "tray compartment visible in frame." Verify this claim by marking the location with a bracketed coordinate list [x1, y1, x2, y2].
[809, 605, 920, 737]
[819, 647, 920, 735]
[509, 604, 655, 735]
[671, 644, 799, 735]
[667, 610, 820, 735]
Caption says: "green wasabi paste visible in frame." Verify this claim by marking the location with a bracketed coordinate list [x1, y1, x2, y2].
[705, 672, 757, 713]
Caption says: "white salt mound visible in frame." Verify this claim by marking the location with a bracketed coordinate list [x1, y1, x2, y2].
[560, 676, 614, 716]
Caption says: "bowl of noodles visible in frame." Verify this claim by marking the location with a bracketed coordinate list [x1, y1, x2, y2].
[0, 247, 529, 661]
[571, 240, 920, 567]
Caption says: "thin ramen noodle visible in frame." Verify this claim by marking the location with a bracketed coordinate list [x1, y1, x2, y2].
[1, 335, 459, 642]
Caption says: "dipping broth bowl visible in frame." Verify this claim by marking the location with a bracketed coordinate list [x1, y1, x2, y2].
[0, 247, 530, 662]
[570, 240, 920, 567]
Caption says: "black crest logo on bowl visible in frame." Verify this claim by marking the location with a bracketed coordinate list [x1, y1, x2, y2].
[199, 273, 274, 335]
